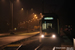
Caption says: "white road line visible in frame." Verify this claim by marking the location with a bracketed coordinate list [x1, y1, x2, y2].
[34, 43, 42, 50]
[16, 44, 23, 50]
[52, 47, 56, 50]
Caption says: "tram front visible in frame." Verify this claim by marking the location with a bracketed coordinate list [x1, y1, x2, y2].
[39, 15, 60, 43]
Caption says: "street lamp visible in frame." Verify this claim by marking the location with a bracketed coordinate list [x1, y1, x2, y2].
[27, 10, 29, 32]
[34, 14, 36, 17]
[36, 17, 38, 19]
[10, 0, 14, 34]
[21, 8, 24, 11]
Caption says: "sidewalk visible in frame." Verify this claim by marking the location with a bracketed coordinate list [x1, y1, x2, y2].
[0, 33, 10, 37]
[0, 31, 39, 37]
[0, 32, 39, 47]
[0, 31, 28, 37]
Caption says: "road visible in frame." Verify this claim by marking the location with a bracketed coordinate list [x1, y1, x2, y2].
[18, 35, 73, 50]
[0, 32, 39, 47]
[1, 31, 74, 50]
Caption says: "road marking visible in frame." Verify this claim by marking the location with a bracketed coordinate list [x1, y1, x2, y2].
[16, 44, 23, 50]
[6, 44, 22, 47]
[34, 44, 42, 50]
[52, 47, 56, 50]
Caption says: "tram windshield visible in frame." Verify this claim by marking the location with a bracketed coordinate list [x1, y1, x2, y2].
[47, 23, 52, 28]
[42, 23, 52, 30]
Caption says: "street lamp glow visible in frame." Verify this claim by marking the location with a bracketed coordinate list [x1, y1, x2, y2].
[21, 8, 23, 10]
[34, 15, 36, 16]
[36, 17, 37, 19]
[31, 8, 33, 11]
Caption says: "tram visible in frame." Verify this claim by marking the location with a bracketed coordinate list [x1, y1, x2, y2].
[39, 13, 60, 39]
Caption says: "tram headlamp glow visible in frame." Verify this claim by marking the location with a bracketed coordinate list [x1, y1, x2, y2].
[52, 35, 56, 38]
[41, 35, 44, 38]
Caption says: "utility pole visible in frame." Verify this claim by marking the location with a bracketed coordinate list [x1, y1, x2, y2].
[11, 2, 13, 31]
[57, 19, 59, 34]
[42, 0, 44, 13]
[27, 10, 28, 32]
[10, 0, 14, 34]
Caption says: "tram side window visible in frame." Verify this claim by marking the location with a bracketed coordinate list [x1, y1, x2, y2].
[42, 23, 46, 30]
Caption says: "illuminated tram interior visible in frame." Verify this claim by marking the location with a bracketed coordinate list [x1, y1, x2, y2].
[42, 23, 52, 30]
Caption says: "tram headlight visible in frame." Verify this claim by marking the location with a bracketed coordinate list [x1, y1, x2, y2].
[41, 35, 44, 38]
[52, 34, 56, 38]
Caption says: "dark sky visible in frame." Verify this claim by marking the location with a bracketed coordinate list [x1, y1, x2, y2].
[0, 0, 74, 27]
[17, 0, 74, 26]
[20, 0, 65, 13]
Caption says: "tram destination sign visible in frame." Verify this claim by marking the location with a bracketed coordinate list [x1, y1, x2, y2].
[44, 17, 53, 20]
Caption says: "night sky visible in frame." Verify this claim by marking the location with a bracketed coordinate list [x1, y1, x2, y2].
[0, 0, 74, 27]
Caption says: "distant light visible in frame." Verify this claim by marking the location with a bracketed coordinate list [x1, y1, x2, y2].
[36, 17, 37, 19]
[23, 22, 25, 24]
[44, 17, 53, 20]
[34, 15, 36, 16]
[31, 8, 33, 11]
[21, 8, 23, 10]
[41, 16, 43, 18]
[33, 13, 34, 14]
[40, 13, 42, 15]
[14, 28, 17, 30]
